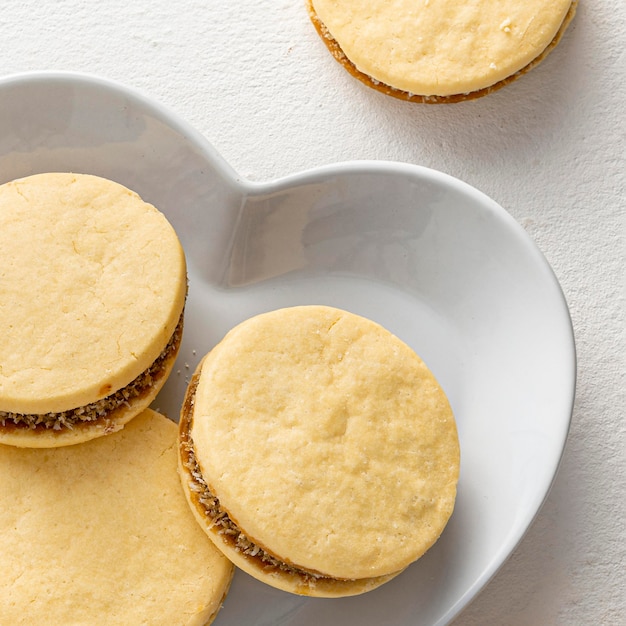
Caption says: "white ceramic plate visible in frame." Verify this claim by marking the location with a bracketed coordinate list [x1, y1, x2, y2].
[0, 71, 576, 626]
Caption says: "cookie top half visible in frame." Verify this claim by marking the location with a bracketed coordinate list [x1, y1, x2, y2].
[0, 409, 233, 625]
[310, 0, 576, 99]
[190, 306, 460, 585]
[0, 173, 186, 416]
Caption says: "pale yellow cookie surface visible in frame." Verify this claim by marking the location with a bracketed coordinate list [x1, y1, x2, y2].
[192, 305, 460, 581]
[0, 173, 186, 414]
[311, 0, 574, 97]
[0, 409, 233, 626]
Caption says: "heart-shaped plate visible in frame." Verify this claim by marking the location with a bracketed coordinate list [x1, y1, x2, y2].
[0, 71, 576, 626]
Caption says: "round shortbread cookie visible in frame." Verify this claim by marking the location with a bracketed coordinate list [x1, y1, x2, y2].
[180, 305, 460, 596]
[308, 0, 577, 102]
[0, 409, 234, 625]
[0, 173, 186, 447]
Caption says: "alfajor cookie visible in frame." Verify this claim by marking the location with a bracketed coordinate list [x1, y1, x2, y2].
[0, 409, 234, 625]
[179, 305, 460, 597]
[0, 173, 186, 447]
[308, 0, 577, 102]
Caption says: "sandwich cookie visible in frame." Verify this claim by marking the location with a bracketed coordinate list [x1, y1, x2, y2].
[179, 305, 460, 597]
[0, 409, 234, 625]
[308, 0, 577, 102]
[0, 173, 187, 447]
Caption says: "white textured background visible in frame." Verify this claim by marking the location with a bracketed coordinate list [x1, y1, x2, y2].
[2, 1, 624, 624]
